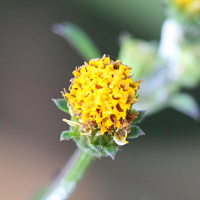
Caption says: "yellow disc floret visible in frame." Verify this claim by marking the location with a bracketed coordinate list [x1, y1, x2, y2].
[62, 55, 141, 135]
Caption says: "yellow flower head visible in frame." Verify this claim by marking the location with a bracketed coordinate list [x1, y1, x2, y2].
[62, 55, 141, 142]
[174, 0, 200, 14]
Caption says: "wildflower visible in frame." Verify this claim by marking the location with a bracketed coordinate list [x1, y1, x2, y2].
[62, 55, 141, 142]
[54, 55, 145, 158]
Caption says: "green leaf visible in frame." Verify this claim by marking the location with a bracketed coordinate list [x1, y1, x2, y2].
[128, 125, 145, 139]
[103, 146, 117, 160]
[52, 22, 101, 61]
[60, 130, 75, 141]
[132, 110, 146, 124]
[169, 93, 200, 120]
[52, 98, 69, 114]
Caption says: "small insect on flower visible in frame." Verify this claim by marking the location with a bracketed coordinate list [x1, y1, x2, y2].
[54, 54, 145, 158]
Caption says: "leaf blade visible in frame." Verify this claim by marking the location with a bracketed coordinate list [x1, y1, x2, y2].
[52, 22, 101, 61]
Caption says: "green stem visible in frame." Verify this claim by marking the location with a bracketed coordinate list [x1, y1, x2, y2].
[43, 148, 95, 200]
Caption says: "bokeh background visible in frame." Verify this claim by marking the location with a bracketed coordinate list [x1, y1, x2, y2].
[1, 1, 200, 199]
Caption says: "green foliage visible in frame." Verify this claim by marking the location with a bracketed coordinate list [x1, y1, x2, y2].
[128, 125, 145, 139]
[52, 22, 101, 61]
[52, 98, 69, 114]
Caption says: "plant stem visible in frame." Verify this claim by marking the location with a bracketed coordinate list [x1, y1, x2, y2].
[43, 148, 95, 200]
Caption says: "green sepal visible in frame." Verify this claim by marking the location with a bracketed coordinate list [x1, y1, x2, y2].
[106, 138, 115, 146]
[52, 98, 69, 114]
[128, 125, 145, 139]
[103, 146, 117, 160]
[90, 144, 102, 154]
[60, 130, 75, 141]
[132, 110, 146, 124]
[97, 134, 110, 146]
[79, 135, 91, 149]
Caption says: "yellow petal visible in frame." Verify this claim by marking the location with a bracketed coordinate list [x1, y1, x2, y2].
[115, 120, 121, 128]
[80, 67, 86, 73]
[104, 57, 110, 64]
[100, 127, 107, 135]
[73, 71, 80, 77]
[124, 69, 131, 77]
[105, 117, 114, 127]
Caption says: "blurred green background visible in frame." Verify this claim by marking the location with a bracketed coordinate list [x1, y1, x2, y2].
[1, 1, 200, 200]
